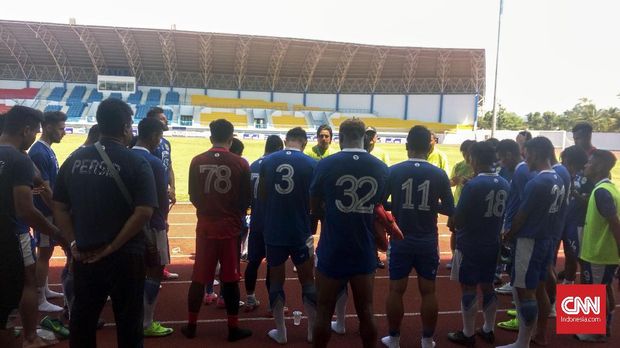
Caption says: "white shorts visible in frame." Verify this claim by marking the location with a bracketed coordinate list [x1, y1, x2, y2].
[19, 233, 36, 267]
[35, 216, 54, 248]
[145, 227, 170, 266]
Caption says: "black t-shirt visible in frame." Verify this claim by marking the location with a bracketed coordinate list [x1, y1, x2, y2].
[0, 145, 34, 235]
[53, 139, 157, 254]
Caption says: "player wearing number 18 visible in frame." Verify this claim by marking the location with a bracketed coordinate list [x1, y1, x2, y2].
[183, 119, 252, 342]
[381, 125, 454, 348]
[447, 141, 510, 347]
[259, 127, 318, 344]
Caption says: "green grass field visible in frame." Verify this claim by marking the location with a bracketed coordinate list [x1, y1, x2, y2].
[52, 135, 619, 202]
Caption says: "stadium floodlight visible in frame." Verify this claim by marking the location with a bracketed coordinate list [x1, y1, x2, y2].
[491, 0, 504, 137]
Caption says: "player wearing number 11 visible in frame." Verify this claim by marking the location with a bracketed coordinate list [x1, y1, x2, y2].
[183, 119, 252, 342]
[381, 125, 454, 348]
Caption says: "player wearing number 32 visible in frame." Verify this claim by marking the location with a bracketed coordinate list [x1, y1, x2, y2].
[258, 127, 317, 344]
[310, 118, 388, 348]
[447, 141, 510, 347]
[183, 119, 252, 342]
[381, 126, 454, 348]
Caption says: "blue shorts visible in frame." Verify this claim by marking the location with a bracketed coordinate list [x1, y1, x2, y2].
[451, 247, 499, 286]
[247, 228, 266, 263]
[388, 241, 439, 281]
[511, 238, 552, 289]
[581, 262, 618, 285]
[562, 223, 582, 258]
[266, 236, 313, 267]
[550, 238, 561, 266]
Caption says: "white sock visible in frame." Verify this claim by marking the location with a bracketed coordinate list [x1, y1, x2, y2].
[304, 302, 316, 342]
[269, 301, 287, 343]
[381, 335, 400, 348]
[562, 279, 574, 285]
[44, 278, 63, 297]
[38, 287, 46, 304]
[483, 295, 498, 333]
[461, 296, 477, 337]
[421, 336, 435, 348]
[515, 311, 536, 347]
[143, 296, 157, 328]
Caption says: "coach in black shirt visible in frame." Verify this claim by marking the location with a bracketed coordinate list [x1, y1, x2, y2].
[53, 98, 157, 348]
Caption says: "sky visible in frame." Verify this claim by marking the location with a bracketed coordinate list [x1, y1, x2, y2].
[3, 0, 619, 115]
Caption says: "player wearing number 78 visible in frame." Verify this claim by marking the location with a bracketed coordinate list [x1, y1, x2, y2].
[380, 126, 454, 348]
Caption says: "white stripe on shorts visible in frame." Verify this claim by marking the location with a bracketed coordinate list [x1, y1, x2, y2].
[513, 238, 535, 289]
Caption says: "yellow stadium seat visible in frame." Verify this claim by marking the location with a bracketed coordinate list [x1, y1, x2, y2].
[191, 95, 288, 110]
[330, 116, 461, 133]
[200, 112, 249, 127]
[271, 115, 308, 128]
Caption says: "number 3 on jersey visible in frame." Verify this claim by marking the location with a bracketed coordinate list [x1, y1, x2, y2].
[335, 175, 378, 213]
[275, 164, 294, 194]
[200, 164, 232, 194]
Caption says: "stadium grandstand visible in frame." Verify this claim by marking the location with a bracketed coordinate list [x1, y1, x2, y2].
[0, 19, 485, 133]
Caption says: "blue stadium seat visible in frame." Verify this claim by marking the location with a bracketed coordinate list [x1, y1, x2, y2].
[87, 89, 103, 103]
[127, 90, 143, 104]
[163, 109, 173, 121]
[134, 105, 150, 120]
[146, 89, 161, 106]
[164, 91, 179, 105]
[109, 93, 122, 100]
[67, 86, 86, 103]
[44, 104, 62, 112]
[66, 102, 86, 121]
[46, 87, 66, 101]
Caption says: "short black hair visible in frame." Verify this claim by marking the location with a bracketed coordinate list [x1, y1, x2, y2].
[86, 124, 100, 143]
[518, 130, 533, 141]
[42, 111, 67, 126]
[0, 113, 5, 135]
[1, 105, 44, 136]
[338, 118, 365, 143]
[138, 117, 164, 141]
[591, 150, 617, 176]
[572, 122, 593, 135]
[460, 139, 476, 153]
[485, 137, 500, 151]
[209, 119, 234, 143]
[497, 139, 521, 157]
[96, 98, 133, 137]
[147, 107, 165, 119]
[230, 138, 244, 156]
[406, 125, 431, 153]
[317, 124, 333, 138]
[264, 135, 284, 154]
[363, 132, 372, 151]
[286, 127, 307, 143]
[560, 145, 588, 169]
[524, 136, 554, 161]
[469, 141, 496, 167]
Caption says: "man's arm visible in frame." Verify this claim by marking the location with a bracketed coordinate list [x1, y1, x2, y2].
[594, 188, 620, 254]
[239, 164, 252, 213]
[52, 200, 77, 255]
[504, 181, 539, 241]
[188, 159, 199, 208]
[438, 172, 455, 216]
[14, 186, 66, 248]
[168, 166, 176, 204]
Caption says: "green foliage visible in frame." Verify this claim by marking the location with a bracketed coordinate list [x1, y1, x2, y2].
[478, 105, 524, 130]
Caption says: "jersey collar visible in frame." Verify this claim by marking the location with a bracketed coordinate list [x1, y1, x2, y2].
[595, 178, 612, 186]
[132, 146, 150, 153]
[538, 169, 556, 175]
[515, 161, 527, 170]
[284, 147, 301, 152]
[407, 158, 429, 163]
[209, 147, 229, 153]
[340, 148, 366, 153]
[36, 139, 51, 149]
[477, 172, 499, 177]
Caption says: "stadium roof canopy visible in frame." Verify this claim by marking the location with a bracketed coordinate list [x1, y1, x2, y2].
[0, 19, 485, 95]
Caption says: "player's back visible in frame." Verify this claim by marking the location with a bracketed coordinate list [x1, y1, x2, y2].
[249, 157, 265, 233]
[456, 173, 510, 249]
[261, 149, 316, 246]
[504, 161, 535, 229]
[551, 163, 571, 239]
[310, 149, 388, 277]
[189, 147, 250, 238]
[28, 140, 58, 215]
[518, 170, 565, 240]
[388, 159, 454, 247]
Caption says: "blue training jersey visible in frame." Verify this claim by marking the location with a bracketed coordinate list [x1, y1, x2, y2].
[131, 147, 169, 230]
[387, 159, 454, 249]
[249, 157, 265, 233]
[261, 149, 317, 246]
[504, 162, 536, 229]
[565, 173, 594, 230]
[552, 163, 571, 240]
[28, 140, 58, 216]
[310, 149, 388, 276]
[455, 173, 510, 250]
[517, 170, 566, 239]
[153, 137, 172, 183]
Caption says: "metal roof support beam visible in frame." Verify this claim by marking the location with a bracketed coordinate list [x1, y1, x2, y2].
[331, 44, 360, 93]
[0, 24, 36, 81]
[198, 34, 213, 89]
[437, 50, 451, 93]
[299, 42, 328, 92]
[367, 47, 389, 93]
[470, 50, 486, 112]
[70, 25, 106, 75]
[267, 39, 290, 92]
[26, 23, 71, 82]
[115, 28, 143, 81]
[402, 49, 419, 93]
[158, 31, 177, 87]
[235, 36, 252, 91]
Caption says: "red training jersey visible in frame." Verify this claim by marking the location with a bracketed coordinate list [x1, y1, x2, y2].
[189, 147, 251, 239]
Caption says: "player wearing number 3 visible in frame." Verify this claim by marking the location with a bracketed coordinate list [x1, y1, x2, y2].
[310, 118, 388, 348]
[183, 119, 253, 342]
[381, 126, 454, 348]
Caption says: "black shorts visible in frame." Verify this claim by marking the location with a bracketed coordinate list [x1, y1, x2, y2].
[0, 230, 24, 329]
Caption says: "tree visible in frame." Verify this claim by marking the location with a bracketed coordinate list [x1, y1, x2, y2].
[479, 105, 524, 130]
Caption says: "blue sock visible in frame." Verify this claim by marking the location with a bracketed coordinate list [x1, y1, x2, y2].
[462, 292, 476, 311]
[482, 292, 497, 310]
[389, 329, 400, 337]
[205, 282, 214, 294]
[269, 283, 285, 310]
[302, 283, 317, 307]
[144, 278, 160, 305]
[519, 299, 538, 326]
[422, 327, 434, 338]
